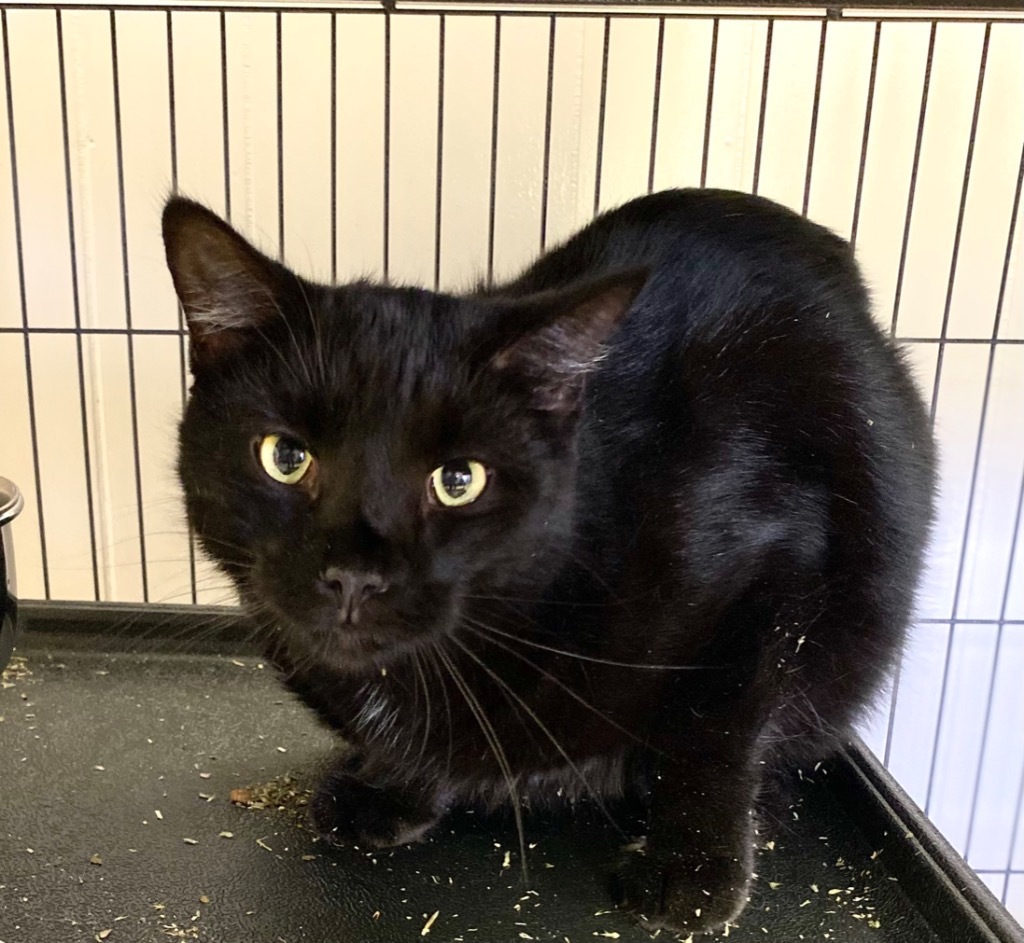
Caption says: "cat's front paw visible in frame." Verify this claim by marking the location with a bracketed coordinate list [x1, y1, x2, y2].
[311, 770, 440, 849]
[613, 847, 752, 937]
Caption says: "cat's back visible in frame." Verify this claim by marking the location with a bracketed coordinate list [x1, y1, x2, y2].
[497, 187, 931, 488]
[549, 190, 935, 593]
[506, 189, 893, 414]
[502, 188, 861, 322]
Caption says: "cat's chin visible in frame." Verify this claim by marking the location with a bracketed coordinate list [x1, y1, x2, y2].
[277, 619, 435, 676]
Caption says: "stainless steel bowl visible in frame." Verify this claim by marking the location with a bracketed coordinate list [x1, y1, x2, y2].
[1, 476, 24, 673]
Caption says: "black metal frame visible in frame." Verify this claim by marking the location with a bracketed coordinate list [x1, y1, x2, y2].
[2, 2, 1024, 21]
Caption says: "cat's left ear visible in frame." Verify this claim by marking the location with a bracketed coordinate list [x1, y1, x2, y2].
[486, 269, 648, 415]
[162, 196, 288, 372]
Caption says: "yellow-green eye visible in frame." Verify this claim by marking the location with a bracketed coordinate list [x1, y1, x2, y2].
[429, 460, 488, 508]
[259, 434, 313, 485]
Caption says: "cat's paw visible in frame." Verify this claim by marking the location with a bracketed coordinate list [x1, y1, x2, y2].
[613, 848, 752, 937]
[310, 771, 440, 849]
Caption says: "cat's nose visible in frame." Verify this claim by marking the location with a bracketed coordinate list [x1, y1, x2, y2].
[318, 567, 389, 625]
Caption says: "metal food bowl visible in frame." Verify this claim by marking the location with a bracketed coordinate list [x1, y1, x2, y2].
[1, 477, 24, 674]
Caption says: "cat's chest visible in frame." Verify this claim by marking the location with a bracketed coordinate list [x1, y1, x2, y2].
[351, 682, 401, 737]
[299, 654, 652, 789]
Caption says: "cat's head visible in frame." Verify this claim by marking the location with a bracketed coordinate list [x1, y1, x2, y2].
[163, 198, 643, 673]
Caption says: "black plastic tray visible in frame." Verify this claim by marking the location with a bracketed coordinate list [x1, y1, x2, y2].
[1, 601, 1021, 943]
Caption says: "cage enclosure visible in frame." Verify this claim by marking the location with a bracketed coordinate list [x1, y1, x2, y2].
[1, 0, 1023, 939]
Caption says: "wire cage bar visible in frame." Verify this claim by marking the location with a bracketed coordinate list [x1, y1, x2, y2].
[1, 0, 1022, 918]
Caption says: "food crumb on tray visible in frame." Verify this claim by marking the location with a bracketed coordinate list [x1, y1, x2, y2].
[229, 774, 312, 823]
[1, 654, 31, 686]
[421, 910, 440, 936]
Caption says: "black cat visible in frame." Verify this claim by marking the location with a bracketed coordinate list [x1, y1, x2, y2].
[163, 188, 935, 936]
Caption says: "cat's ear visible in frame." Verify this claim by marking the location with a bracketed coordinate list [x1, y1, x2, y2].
[162, 197, 285, 371]
[487, 269, 648, 414]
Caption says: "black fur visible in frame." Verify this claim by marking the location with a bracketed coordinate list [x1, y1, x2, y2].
[163, 188, 936, 936]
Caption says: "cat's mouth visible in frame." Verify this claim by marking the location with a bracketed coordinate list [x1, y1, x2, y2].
[256, 591, 456, 674]
[306, 622, 440, 673]
[319, 626, 388, 659]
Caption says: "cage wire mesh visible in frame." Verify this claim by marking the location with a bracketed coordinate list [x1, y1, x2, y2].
[1, 0, 1022, 919]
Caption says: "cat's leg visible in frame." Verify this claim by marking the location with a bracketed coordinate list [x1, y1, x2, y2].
[614, 707, 765, 937]
[311, 753, 445, 848]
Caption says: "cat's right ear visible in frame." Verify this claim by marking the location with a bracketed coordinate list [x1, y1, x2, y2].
[162, 197, 284, 372]
[481, 269, 648, 416]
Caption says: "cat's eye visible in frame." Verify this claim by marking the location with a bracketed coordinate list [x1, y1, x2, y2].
[259, 434, 313, 485]
[429, 460, 488, 508]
